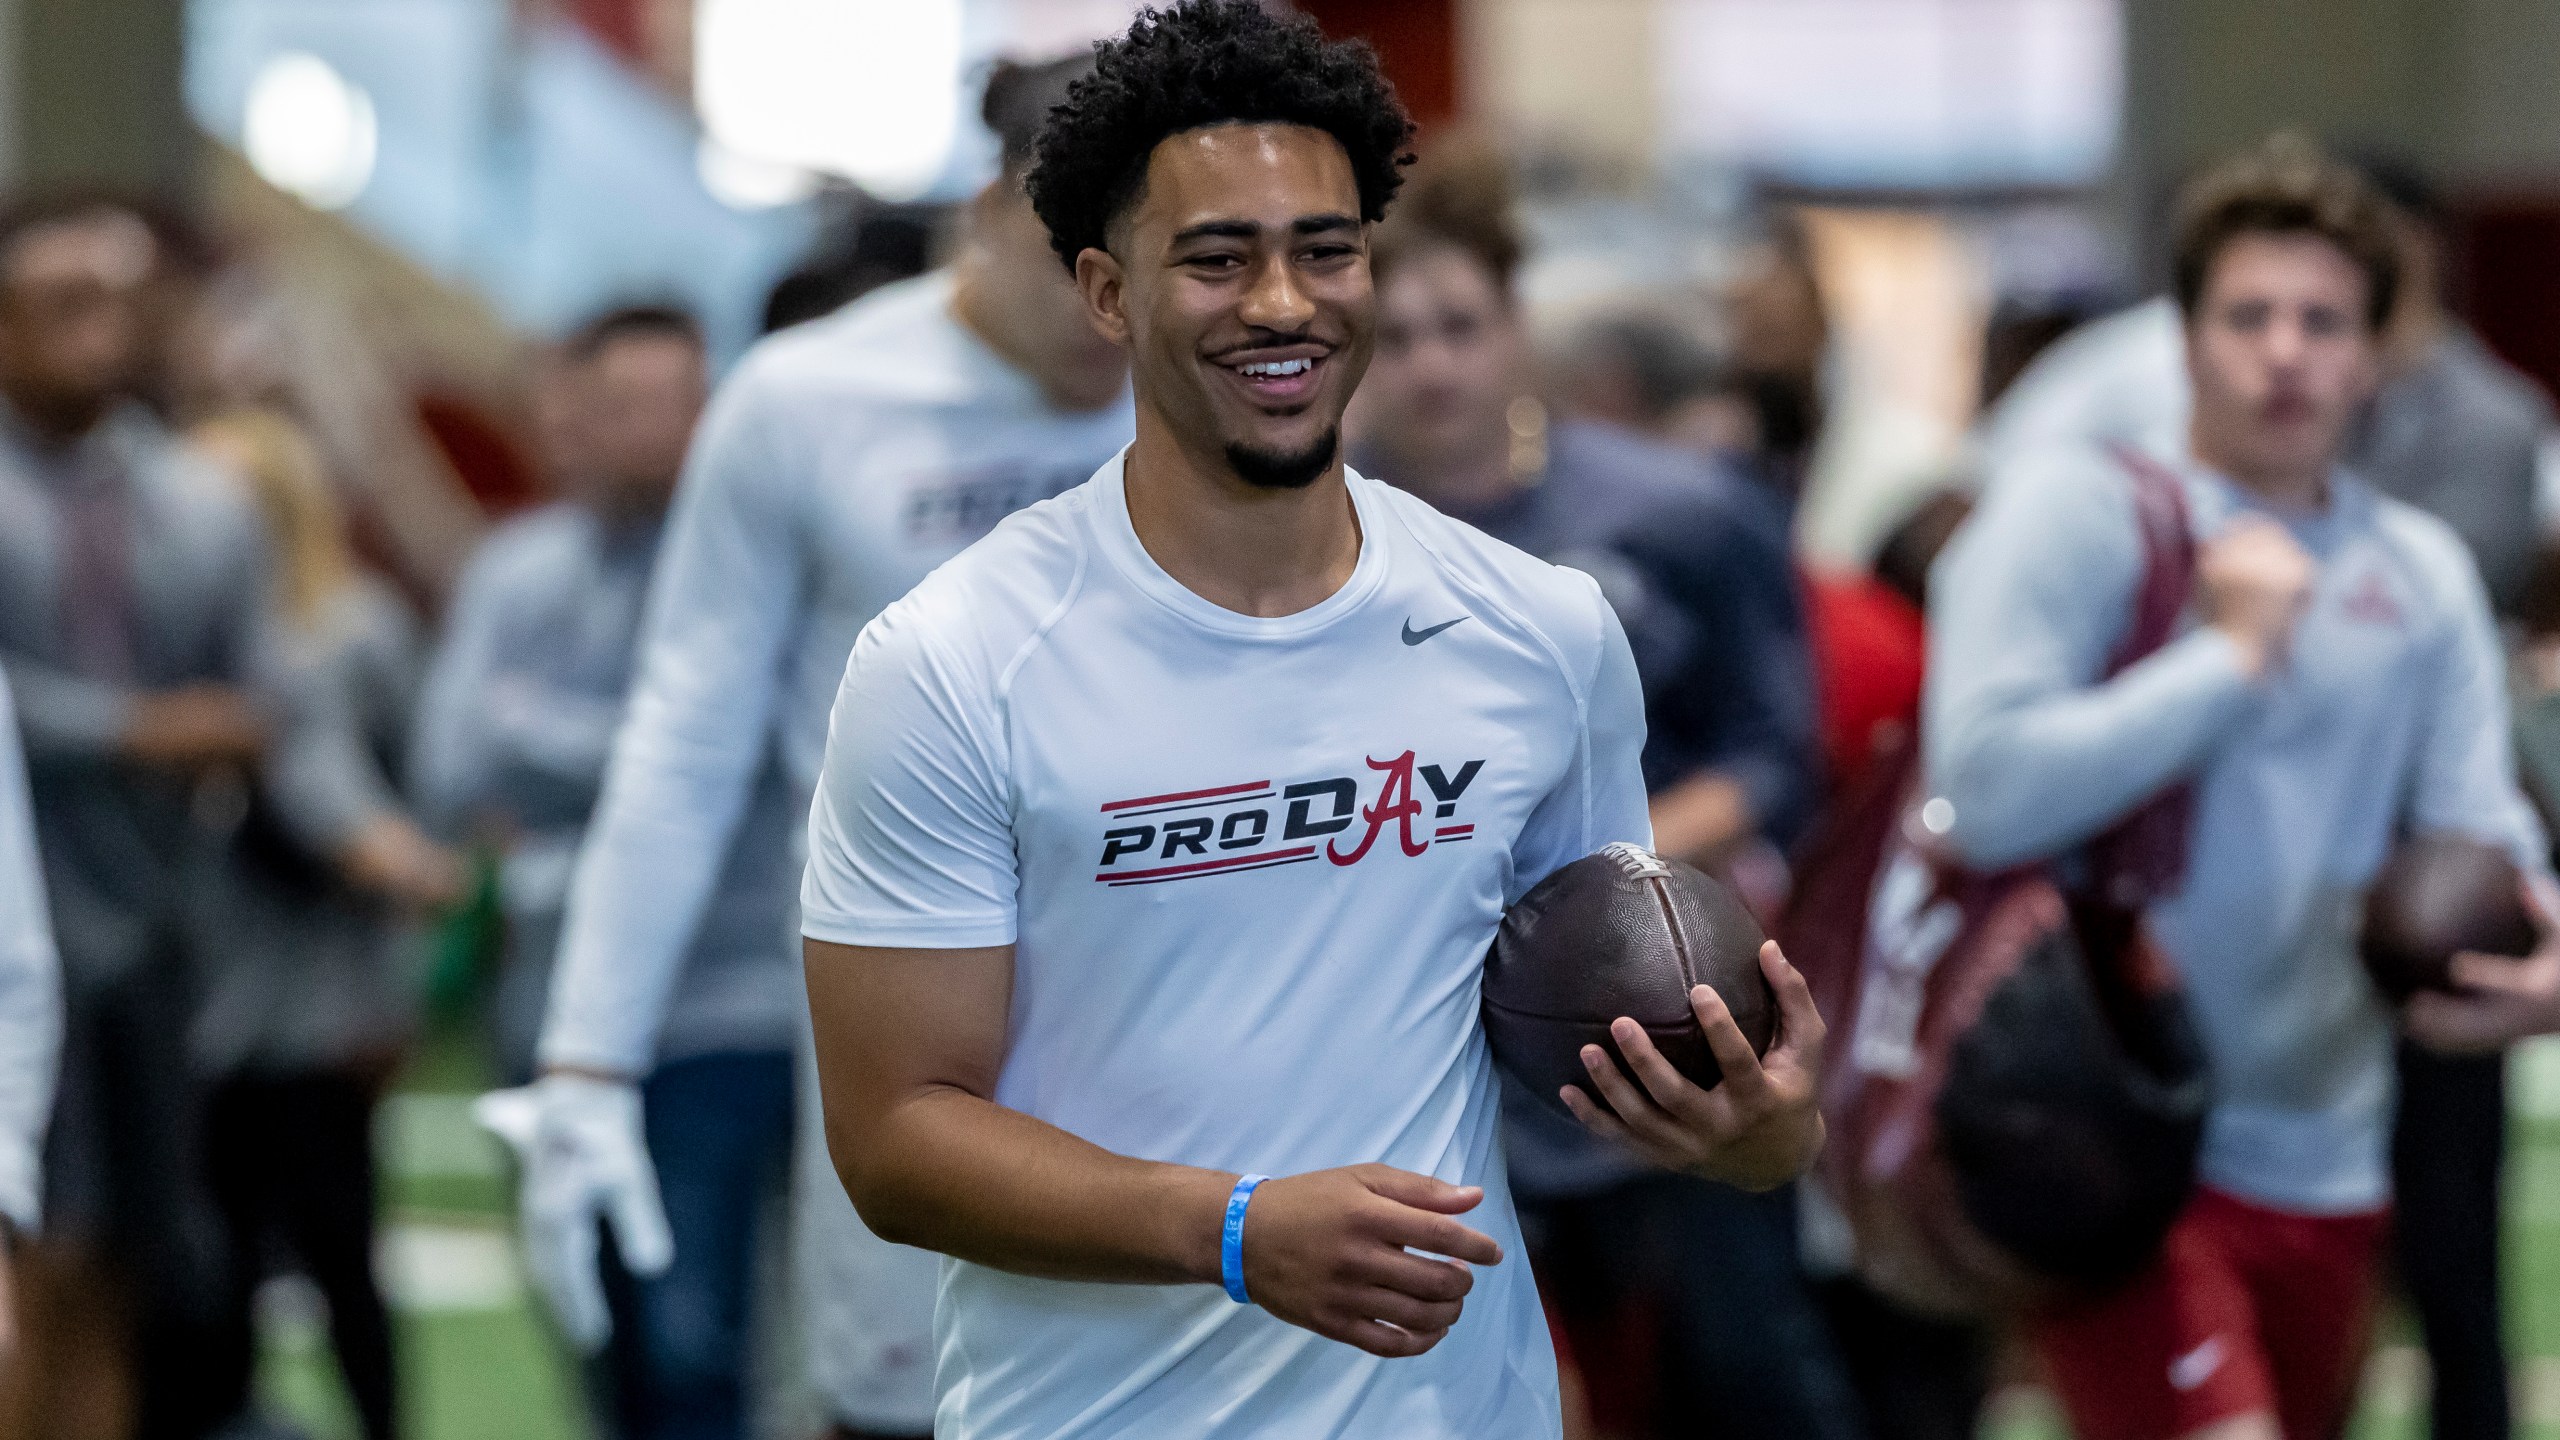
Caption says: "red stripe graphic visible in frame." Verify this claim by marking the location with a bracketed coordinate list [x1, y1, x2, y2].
[1101, 779, 1272, 813]
[1435, 825, 1475, 839]
[1097, 845, 1316, 883]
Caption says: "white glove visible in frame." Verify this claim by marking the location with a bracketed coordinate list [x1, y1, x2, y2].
[473, 1074, 675, 1351]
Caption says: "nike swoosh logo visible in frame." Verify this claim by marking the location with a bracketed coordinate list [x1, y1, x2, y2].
[1402, 616, 1469, 645]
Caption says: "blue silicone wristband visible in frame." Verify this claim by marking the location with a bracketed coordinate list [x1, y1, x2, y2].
[1221, 1174, 1270, 1304]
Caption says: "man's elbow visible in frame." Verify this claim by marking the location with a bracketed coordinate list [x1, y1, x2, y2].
[1919, 757, 2046, 872]
[822, 1109, 934, 1250]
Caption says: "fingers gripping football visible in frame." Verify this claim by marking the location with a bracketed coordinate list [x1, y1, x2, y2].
[1562, 941, 1827, 1190]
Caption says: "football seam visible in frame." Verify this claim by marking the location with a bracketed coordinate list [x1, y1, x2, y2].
[1649, 875, 1700, 992]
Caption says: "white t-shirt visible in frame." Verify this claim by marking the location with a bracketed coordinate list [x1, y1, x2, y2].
[803, 456, 1652, 1439]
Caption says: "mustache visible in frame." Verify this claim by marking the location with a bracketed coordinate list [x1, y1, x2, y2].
[1207, 329, 1333, 362]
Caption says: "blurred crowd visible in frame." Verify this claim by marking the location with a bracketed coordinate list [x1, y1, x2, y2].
[2, 34, 2560, 1440]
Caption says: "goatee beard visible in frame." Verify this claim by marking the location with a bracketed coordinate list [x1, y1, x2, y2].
[1224, 428, 1340, 491]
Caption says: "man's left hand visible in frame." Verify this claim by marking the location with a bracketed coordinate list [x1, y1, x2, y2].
[2406, 875, 2560, 1055]
[1560, 940, 1827, 1191]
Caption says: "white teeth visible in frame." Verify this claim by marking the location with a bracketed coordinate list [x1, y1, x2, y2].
[1239, 359, 1312, 378]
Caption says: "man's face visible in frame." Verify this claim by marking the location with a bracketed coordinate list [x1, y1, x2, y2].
[1362, 244, 1520, 469]
[2184, 231, 2381, 484]
[1080, 122, 1371, 488]
[0, 213, 155, 432]
[582, 332, 705, 516]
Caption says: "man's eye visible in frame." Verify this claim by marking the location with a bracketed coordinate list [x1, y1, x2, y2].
[2302, 307, 2351, 338]
[1186, 253, 1243, 272]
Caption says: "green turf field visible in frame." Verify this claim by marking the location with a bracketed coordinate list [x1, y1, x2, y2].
[250, 1036, 2560, 1440]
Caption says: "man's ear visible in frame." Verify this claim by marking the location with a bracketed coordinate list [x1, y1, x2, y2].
[1075, 246, 1130, 348]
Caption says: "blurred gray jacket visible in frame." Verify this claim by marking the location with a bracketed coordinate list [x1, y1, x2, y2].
[0, 403, 268, 992]
[196, 577, 425, 1075]
[411, 503, 800, 1068]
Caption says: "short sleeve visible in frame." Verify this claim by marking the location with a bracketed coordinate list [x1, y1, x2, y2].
[1508, 573, 1654, 901]
[801, 595, 1019, 948]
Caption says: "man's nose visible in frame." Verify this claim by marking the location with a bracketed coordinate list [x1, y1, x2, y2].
[1239, 254, 1317, 334]
[2264, 312, 2312, 368]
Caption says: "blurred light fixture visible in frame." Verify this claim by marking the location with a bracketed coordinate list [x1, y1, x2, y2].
[697, 137, 822, 210]
[1660, 0, 2122, 189]
[696, 0, 962, 202]
[242, 51, 379, 210]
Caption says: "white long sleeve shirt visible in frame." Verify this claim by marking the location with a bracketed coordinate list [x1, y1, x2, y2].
[0, 667, 63, 1230]
[538, 271, 1133, 1075]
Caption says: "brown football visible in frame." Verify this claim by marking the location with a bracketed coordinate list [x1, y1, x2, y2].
[1483, 843, 1776, 1118]
[2361, 833, 2537, 1001]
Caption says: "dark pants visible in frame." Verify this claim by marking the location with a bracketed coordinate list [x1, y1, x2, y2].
[203, 1069, 400, 1440]
[1813, 1275, 1989, 1440]
[2393, 1039, 2510, 1440]
[46, 942, 235, 1440]
[591, 1049, 795, 1440]
[1522, 1175, 1866, 1440]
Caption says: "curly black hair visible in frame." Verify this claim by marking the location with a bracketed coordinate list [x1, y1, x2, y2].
[1026, 0, 1414, 273]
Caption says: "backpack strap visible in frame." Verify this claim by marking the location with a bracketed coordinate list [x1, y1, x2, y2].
[2103, 442, 2199, 679]
[2085, 442, 2201, 907]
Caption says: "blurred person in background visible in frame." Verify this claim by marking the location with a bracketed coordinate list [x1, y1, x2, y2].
[490, 52, 1129, 1440]
[1352, 137, 1848, 1440]
[1977, 144, 2556, 1440]
[1931, 135, 2560, 1440]
[1791, 483, 1993, 1440]
[189, 408, 456, 1440]
[0, 666, 64, 1378]
[0, 192, 272, 1440]
[1545, 311, 1781, 494]
[415, 305, 805, 1440]
[760, 208, 937, 338]
[1718, 217, 1831, 505]
[418, 314, 725, 1092]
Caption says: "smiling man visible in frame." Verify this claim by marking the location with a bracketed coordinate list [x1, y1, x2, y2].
[796, 4, 1826, 1436]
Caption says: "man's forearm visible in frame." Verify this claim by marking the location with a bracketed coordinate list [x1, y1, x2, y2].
[0, 656, 134, 764]
[1929, 627, 2256, 868]
[840, 1085, 1232, 1287]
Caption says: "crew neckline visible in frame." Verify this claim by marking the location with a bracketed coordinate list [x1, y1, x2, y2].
[1088, 451, 1390, 641]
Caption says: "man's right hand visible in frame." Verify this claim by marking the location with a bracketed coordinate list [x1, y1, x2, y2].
[1237, 1164, 1501, 1359]
[473, 1073, 674, 1351]
[121, 685, 267, 769]
[2198, 516, 2316, 678]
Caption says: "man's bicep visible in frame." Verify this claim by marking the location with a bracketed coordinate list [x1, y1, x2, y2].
[804, 940, 1013, 1122]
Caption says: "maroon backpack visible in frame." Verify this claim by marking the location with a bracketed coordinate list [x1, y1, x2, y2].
[1782, 444, 2213, 1316]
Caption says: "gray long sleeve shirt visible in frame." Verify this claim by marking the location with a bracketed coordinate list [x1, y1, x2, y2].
[412, 502, 804, 1065]
[0, 404, 270, 990]
[1928, 440, 2547, 1212]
